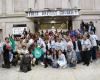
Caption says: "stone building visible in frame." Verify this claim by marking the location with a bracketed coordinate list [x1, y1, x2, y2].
[0, 0, 100, 41]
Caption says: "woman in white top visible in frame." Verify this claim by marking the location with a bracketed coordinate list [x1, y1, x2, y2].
[81, 35, 91, 66]
[66, 36, 73, 49]
[50, 37, 56, 49]
[55, 38, 63, 50]
[90, 32, 98, 60]
[57, 50, 67, 68]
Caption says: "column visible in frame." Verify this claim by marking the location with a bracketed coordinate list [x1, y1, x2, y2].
[34, 21, 40, 32]
[2, 0, 6, 15]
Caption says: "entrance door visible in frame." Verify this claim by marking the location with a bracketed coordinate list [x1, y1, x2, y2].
[40, 23, 67, 30]
[33, 17, 73, 32]
[0, 29, 3, 42]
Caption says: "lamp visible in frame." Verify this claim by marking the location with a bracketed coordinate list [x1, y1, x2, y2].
[50, 20, 56, 24]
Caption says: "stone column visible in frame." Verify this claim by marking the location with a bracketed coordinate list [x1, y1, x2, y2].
[68, 17, 72, 30]
[2, 22, 6, 41]
[34, 21, 40, 32]
[2, 0, 6, 16]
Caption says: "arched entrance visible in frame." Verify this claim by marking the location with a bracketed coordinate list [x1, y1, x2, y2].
[26, 9, 80, 32]
[33, 16, 73, 32]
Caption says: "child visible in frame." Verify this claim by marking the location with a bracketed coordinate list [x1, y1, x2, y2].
[20, 45, 29, 55]
[17, 45, 29, 62]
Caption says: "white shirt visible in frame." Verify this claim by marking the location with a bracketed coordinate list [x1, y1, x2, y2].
[75, 41, 79, 52]
[81, 39, 91, 51]
[22, 49, 29, 54]
[57, 54, 67, 67]
[46, 42, 51, 50]
[61, 40, 67, 51]
[89, 26, 92, 33]
[50, 40, 56, 49]
[90, 34, 97, 47]
[28, 39, 34, 47]
[37, 38, 46, 52]
[18, 49, 29, 54]
[55, 42, 63, 50]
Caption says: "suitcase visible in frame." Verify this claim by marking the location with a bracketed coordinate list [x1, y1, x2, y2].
[20, 54, 31, 72]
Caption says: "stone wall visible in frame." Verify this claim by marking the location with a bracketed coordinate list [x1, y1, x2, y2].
[0, 0, 100, 15]
[73, 15, 100, 39]
[0, 0, 100, 40]
[0, 17, 34, 40]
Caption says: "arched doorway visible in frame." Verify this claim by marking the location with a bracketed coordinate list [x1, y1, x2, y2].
[33, 17, 73, 32]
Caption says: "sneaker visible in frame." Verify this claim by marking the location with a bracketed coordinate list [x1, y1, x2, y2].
[2, 64, 6, 68]
[86, 64, 89, 66]
[40, 62, 44, 66]
[32, 64, 35, 67]
[44, 65, 48, 68]
[83, 63, 86, 65]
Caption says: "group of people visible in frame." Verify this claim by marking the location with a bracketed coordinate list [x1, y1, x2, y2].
[80, 21, 96, 34]
[0, 21, 99, 71]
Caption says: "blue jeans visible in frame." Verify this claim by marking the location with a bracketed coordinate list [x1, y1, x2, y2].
[76, 52, 82, 62]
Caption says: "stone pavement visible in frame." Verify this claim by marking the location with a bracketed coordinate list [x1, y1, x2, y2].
[0, 60, 100, 80]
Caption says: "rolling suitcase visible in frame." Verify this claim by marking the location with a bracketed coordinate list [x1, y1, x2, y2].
[20, 54, 31, 72]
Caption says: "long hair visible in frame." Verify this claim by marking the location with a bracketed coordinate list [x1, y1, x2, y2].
[52, 50, 58, 59]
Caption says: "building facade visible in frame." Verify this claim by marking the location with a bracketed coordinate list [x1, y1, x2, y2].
[0, 0, 100, 41]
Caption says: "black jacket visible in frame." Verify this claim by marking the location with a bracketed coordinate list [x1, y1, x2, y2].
[73, 40, 82, 51]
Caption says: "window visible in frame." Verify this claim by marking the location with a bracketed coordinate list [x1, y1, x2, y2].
[13, 24, 27, 37]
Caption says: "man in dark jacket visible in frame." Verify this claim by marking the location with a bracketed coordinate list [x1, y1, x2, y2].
[2, 37, 11, 68]
[89, 21, 96, 34]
